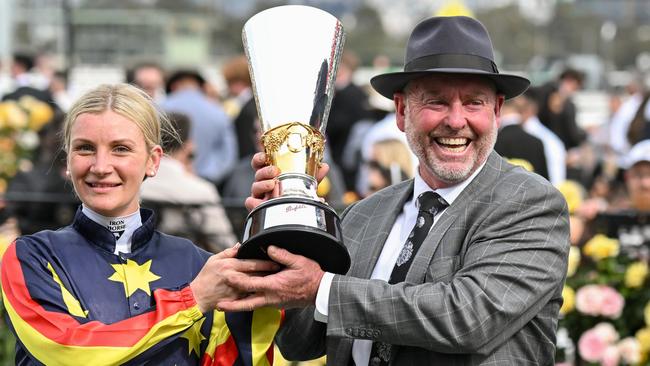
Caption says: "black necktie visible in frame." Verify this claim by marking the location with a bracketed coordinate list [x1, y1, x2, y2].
[368, 191, 449, 366]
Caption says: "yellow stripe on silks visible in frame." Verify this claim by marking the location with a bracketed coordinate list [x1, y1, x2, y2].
[2, 287, 203, 366]
[204, 310, 231, 357]
[251, 308, 282, 366]
[46, 262, 88, 318]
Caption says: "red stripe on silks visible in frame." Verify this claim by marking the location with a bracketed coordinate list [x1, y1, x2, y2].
[261, 309, 285, 364]
[266, 342, 274, 364]
[2, 244, 197, 347]
[200, 354, 213, 366]
[212, 336, 239, 366]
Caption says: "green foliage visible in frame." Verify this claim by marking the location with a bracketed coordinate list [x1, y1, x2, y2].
[0, 298, 15, 365]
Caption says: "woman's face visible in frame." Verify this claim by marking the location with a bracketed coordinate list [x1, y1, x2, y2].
[68, 110, 161, 217]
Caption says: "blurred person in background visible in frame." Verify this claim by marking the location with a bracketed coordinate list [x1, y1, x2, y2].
[494, 93, 549, 180]
[519, 89, 567, 186]
[126, 62, 166, 103]
[619, 140, 650, 212]
[609, 76, 648, 161]
[534, 68, 586, 150]
[363, 138, 413, 196]
[357, 109, 418, 198]
[3, 52, 59, 113]
[340, 86, 398, 201]
[326, 50, 371, 192]
[1, 83, 280, 365]
[5, 111, 79, 235]
[49, 69, 74, 112]
[140, 112, 237, 253]
[221, 55, 257, 159]
[163, 69, 237, 191]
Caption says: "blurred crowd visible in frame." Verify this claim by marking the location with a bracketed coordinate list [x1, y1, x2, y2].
[2, 51, 650, 251]
[4, 47, 650, 364]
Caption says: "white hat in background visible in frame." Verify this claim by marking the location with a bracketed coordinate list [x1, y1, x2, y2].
[624, 140, 650, 169]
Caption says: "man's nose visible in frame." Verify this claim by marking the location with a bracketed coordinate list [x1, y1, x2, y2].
[445, 102, 467, 130]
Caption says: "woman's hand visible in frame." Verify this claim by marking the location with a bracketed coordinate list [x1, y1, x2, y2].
[189, 244, 281, 313]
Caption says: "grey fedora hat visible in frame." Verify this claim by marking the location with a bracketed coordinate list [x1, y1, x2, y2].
[370, 16, 530, 100]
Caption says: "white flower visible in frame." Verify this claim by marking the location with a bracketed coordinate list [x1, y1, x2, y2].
[617, 337, 641, 364]
[17, 130, 39, 150]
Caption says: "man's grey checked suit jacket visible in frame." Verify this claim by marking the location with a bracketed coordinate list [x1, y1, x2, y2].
[276, 151, 570, 365]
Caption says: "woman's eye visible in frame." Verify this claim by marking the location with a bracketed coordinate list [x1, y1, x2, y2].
[114, 145, 131, 153]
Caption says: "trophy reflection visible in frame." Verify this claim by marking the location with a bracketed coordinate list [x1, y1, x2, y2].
[237, 5, 351, 274]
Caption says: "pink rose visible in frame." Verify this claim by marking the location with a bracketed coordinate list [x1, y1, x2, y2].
[593, 322, 619, 344]
[579, 328, 609, 362]
[576, 285, 603, 316]
[600, 286, 625, 318]
[601, 345, 620, 366]
[575, 285, 625, 318]
[618, 337, 641, 364]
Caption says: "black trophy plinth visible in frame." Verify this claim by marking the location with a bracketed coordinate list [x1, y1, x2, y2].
[237, 196, 350, 274]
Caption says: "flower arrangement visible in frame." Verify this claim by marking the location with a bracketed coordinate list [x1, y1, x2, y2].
[0, 96, 53, 193]
[0, 96, 53, 364]
[559, 233, 650, 365]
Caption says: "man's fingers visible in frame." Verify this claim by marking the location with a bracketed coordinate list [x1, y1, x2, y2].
[316, 162, 330, 183]
[267, 245, 302, 268]
[217, 294, 268, 312]
[245, 197, 262, 211]
[254, 165, 280, 182]
[251, 179, 277, 198]
[251, 152, 268, 170]
[227, 273, 273, 292]
[234, 259, 281, 274]
[245, 196, 264, 211]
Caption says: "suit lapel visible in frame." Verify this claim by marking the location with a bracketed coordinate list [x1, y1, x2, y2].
[405, 152, 506, 284]
[348, 181, 413, 279]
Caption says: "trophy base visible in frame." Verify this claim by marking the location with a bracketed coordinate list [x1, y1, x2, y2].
[238, 197, 350, 274]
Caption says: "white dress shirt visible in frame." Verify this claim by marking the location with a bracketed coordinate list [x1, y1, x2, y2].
[315, 161, 486, 365]
[609, 93, 650, 161]
[523, 116, 567, 186]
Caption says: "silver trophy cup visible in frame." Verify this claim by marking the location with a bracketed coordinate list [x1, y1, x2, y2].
[238, 5, 350, 274]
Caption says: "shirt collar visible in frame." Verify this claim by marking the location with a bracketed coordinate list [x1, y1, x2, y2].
[72, 206, 156, 254]
[412, 159, 487, 208]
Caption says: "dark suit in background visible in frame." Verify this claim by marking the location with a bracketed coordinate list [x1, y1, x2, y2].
[495, 124, 549, 180]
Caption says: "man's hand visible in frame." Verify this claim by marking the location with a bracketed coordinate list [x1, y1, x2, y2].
[244, 152, 330, 211]
[216, 245, 325, 311]
[190, 244, 281, 313]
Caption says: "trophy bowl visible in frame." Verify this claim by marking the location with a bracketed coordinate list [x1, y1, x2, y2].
[237, 5, 351, 274]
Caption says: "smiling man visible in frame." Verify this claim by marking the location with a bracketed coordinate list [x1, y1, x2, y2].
[222, 16, 571, 366]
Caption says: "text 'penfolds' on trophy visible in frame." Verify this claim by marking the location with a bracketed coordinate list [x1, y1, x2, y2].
[237, 5, 351, 274]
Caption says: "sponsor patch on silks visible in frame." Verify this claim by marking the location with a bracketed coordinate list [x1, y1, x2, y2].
[109, 219, 126, 240]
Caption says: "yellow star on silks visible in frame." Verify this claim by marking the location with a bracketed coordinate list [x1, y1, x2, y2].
[108, 259, 161, 297]
[181, 318, 207, 356]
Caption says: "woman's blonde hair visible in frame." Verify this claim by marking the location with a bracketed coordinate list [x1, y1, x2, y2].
[63, 83, 174, 153]
[371, 139, 414, 180]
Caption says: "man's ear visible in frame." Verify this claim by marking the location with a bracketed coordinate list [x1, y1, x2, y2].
[394, 93, 407, 132]
[494, 94, 505, 128]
